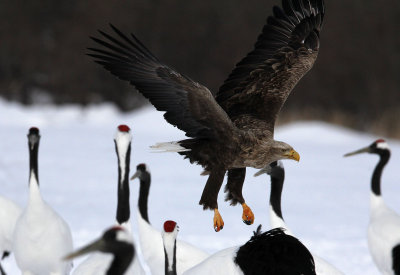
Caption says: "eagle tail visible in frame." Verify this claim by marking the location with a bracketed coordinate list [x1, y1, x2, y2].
[150, 141, 190, 153]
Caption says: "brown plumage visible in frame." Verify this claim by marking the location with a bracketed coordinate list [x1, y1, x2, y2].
[88, 0, 325, 231]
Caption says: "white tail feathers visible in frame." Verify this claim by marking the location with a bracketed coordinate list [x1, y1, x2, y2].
[150, 142, 190, 153]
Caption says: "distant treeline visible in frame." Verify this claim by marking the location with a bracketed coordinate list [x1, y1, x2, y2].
[0, 0, 399, 137]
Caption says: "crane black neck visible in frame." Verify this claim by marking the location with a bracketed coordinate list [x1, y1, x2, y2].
[371, 150, 390, 196]
[28, 139, 40, 186]
[138, 172, 151, 223]
[270, 169, 285, 220]
[115, 142, 131, 224]
[106, 241, 134, 275]
[164, 240, 177, 275]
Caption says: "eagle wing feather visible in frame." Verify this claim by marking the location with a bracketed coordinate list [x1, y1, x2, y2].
[88, 24, 235, 140]
[216, 0, 325, 132]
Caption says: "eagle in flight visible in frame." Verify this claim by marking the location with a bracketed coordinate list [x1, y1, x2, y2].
[88, 0, 325, 232]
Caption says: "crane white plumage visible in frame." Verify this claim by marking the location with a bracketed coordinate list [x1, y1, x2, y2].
[64, 226, 135, 275]
[0, 195, 21, 275]
[12, 127, 73, 275]
[182, 225, 315, 274]
[344, 139, 400, 275]
[131, 164, 209, 275]
[71, 125, 145, 275]
[254, 161, 344, 274]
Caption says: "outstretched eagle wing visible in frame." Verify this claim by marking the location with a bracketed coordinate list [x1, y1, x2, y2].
[216, 0, 325, 131]
[88, 25, 235, 140]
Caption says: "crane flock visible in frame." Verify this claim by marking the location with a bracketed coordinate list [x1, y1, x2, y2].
[0, 125, 398, 274]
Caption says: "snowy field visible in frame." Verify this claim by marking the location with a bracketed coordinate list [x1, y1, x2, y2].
[1, 98, 399, 274]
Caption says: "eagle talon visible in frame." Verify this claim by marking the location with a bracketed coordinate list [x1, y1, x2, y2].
[241, 203, 254, 225]
[214, 225, 223, 232]
[243, 219, 252, 225]
[213, 209, 224, 232]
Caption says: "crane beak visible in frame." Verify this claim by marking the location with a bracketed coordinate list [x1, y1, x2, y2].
[254, 166, 271, 177]
[63, 238, 105, 261]
[286, 149, 300, 162]
[344, 146, 370, 157]
[130, 171, 141, 180]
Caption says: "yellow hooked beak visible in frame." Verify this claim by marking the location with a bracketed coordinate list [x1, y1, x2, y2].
[285, 149, 300, 162]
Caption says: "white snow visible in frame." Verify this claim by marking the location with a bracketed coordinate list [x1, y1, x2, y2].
[0, 98, 399, 274]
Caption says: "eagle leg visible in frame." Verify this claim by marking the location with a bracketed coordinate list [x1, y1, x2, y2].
[224, 168, 254, 225]
[199, 168, 226, 210]
[224, 168, 246, 206]
[199, 168, 226, 231]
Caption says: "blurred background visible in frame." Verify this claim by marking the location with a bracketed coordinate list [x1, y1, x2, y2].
[0, 0, 399, 137]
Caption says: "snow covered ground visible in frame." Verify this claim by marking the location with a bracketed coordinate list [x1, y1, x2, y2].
[0, 98, 399, 274]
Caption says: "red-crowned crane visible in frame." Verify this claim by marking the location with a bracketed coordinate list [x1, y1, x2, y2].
[71, 125, 144, 274]
[345, 139, 400, 275]
[13, 127, 73, 274]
